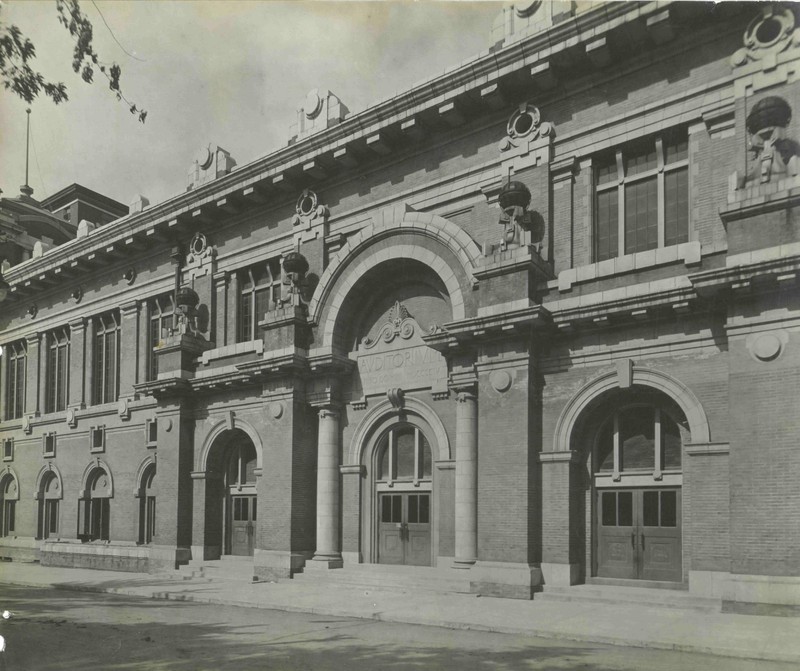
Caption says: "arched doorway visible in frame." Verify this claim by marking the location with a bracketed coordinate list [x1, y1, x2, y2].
[374, 423, 433, 566]
[79, 466, 112, 542]
[136, 463, 156, 545]
[0, 473, 18, 538]
[38, 471, 60, 540]
[586, 391, 688, 583]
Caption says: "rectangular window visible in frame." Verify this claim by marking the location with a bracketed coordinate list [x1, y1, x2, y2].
[43, 433, 56, 458]
[594, 129, 689, 261]
[147, 294, 174, 381]
[93, 312, 120, 405]
[46, 327, 70, 413]
[237, 259, 283, 342]
[4, 340, 26, 420]
[146, 418, 158, 447]
[2, 438, 12, 462]
[90, 426, 105, 453]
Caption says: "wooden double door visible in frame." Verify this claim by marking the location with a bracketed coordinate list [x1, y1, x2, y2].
[596, 488, 681, 582]
[229, 494, 256, 556]
[377, 491, 431, 566]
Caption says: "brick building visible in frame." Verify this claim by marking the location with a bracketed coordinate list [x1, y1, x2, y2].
[1, 2, 799, 613]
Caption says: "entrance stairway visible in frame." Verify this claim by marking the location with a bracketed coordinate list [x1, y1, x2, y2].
[170, 556, 258, 583]
[289, 562, 473, 595]
[536, 583, 721, 612]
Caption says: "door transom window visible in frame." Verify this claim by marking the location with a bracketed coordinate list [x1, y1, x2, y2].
[376, 426, 432, 487]
[595, 405, 684, 482]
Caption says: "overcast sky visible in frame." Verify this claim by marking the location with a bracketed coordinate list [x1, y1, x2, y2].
[0, 1, 504, 209]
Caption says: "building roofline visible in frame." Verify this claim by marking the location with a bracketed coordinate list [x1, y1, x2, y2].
[40, 183, 128, 216]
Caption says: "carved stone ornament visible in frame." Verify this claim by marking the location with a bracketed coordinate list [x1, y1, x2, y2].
[746, 330, 789, 362]
[185, 232, 215, 280]
[731, 4, 799, 67]
[28, 303, 37, 319]
[71, 286, 83, 304]
[499, 103, 554, 152]
[123, 267, 137, 285]
[387, 388, 405, 409]
[362, 301, 418, 349]
[66, 407, 78, 429]
[293, 189, 329, 226]
[22, 415, 32, 434]
[118, 396, 131, 420]
[744, 96, 800, 185]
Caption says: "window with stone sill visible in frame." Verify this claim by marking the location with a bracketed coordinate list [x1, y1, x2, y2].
[594, 128, 689, 262]
[46, 326, 70, 414]
[93, 311, 120, 405]
[237, 259, 283, 343]
[4, 340, 26, 420]
[147, 294, 175, 382]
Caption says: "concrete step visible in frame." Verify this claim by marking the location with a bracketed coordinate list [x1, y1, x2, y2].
[290, 563, 472, 595]
[172, 557, 257, 583]
[536, 584, 721, 612]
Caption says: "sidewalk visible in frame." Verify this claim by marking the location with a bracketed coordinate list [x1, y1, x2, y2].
[0, 561, 796, 664]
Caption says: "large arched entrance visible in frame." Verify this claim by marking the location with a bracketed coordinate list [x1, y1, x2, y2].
[206, 429, 258, 556]
[588, 390, 687, 582]
[572, 387, 689, 584]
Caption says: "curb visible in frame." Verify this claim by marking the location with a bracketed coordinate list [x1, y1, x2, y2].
[2, 577, 795, 665]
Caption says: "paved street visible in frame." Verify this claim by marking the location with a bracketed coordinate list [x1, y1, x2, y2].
[0, 585, 793, 671]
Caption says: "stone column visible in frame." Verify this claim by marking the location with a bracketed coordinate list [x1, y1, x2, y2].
[454, 389, 478, 567]
[311, 407, 342, 568]
[37, 333, 47, 414]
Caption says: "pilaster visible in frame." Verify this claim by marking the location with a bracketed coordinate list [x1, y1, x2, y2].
[119, 301, 140, 396]
[68, 318, 87, 409]
[24, 333, 40, 416]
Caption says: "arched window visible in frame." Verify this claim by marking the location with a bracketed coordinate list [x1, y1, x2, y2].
[79, 468, 111, 541]
[595, 405, 684, 479]
[38, 472, 60, 539]
[138, 465, 156, 545]
[0, 475, 17, 537]
[377, 426, 432, 485]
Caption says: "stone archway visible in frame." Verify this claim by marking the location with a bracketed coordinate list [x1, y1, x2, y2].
[541, 364, 710, 587]
[194, 428, 259, 558]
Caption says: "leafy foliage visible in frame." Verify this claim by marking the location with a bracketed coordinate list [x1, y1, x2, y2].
[0, 0, 146, 122]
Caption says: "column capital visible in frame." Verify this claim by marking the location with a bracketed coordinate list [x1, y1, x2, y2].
[454, 388, 477, 403]
[318, 406, 340, 421]
[69, 317, 87, 331]
[25, 332, 41, 346]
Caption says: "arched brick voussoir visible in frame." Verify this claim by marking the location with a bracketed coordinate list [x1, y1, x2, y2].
[551, 365, 711, 455]
[196, 416, 265, 474]
[310, 211, 482, 347]
[34, 464, 64, 499]
[320, 245, 465, 347]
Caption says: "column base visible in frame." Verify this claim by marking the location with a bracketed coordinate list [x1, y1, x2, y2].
[253, 549, 310, 581]
[540, 562, 581, 587]
[148, 545, 191, 573]
[190, 544, 221, 561]
[469, 561, 542, 599]
[307, 554, 343, 570]
[452, 557, 477, 569]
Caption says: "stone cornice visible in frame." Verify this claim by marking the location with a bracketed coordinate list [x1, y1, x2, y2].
[4, 1, 697, 295]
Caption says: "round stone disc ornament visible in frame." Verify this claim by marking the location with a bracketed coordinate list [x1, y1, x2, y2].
[490, 369, 513, 393]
